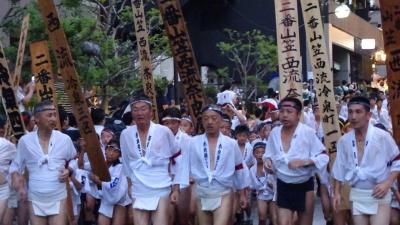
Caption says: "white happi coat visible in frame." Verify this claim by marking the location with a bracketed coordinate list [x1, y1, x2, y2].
[239, 142, 254, 168]
[0, 138, 16, 200]
[120, 122, 187, 198]
[332, 123, 400, 188]
[249, 165, 275, 201]
[189, 133, 248, 198]
[263, 123, 328, 184]
[10, 130, 76, 202]
[172, 129, 191, 189]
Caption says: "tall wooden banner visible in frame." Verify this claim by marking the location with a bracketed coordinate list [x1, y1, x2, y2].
[37, 0, 110, 181]
[131, 0, 159, 122]
[379, 1, 400, 146]
[30, 40, 62, 130]
[275, 0, 303, 100]
[0, 43, 26, 140]
[157, 0, 206, 130]
[13, 14, 30, 88]
[300, 0, 341, 163]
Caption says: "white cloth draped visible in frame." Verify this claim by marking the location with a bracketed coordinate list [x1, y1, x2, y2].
[120, 122, 187, 199]
[263, 123, 328, 184]
[189, 133, 248, 199]
[332, 123, 400, 188]
[10, 130, 76, 204]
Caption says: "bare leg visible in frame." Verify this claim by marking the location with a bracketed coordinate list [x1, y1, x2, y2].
[133, 208, 150, 225]
[370, 203, 391, 225]
[230, 192, 239, 224]
[28, 201, 48, 225]
[152, 196, 170, 225]
[190, 184, 197, 225]
[48, 199, 68, 225]
[196, 199, 213, 225]
[212, 193, 233, 225]
[277, 207, 294, 225]
[0, 199, 7, 222]
[168, 202, 176, 225]
[390, 208, 400, 225]
[257, 200, 268, 225]
[353, 215, 370, 225]
[17, 199, 29, 225]
[84, 194, 96, 223]
[2, 207, 16, 225]
[98, 214, 111, 225]
[111, 205, 126, 225]
[126, 204, 134, 225]
[178, 187, 192, 225]
[270, 202, 279, 225]
[320, 185, 333, 222]
[297, 191, 314, 225]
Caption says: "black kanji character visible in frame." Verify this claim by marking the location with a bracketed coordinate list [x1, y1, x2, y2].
[280, 14, 296, 27]
[281, 29, 296, 39]
[312, 43, 324, 57]
[314, 58, 326, 69]
[389, 49, 400, 72]
[282, 39, 297, 53]
[322, 100, 334, 113]
[36, 69, 52, 84]
[55, 47, 73, 69]
[35, 54, 49, 67]
[0, 64, 11, 86]
[307, 16, 319, 30]
[46, 12, 60, 32]
[2, 87, 18, 110]
[163, 5, 181, 26]
[318, 85, 332, 97]
[304, 2, 317, 12]
[282, 56, 300, 70]
[39, 85, 53, 101]
[310, 30, 322, 42]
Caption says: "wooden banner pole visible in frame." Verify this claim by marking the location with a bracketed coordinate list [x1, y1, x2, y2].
[131, 0, 159, 122]
[274, 0, 303, 100]
[299, 0, 341, 166]
[37, 0, 110, 182]
[30, 40, 62, 130]
[157, 0, 206, 131]
[13, 14, 30, 89]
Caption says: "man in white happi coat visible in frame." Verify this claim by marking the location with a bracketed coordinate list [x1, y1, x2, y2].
[0, 136, 16, 221]
[161, 107, 191, 225]
[10, 101, 76, 225]
[263, 97, 329, 225]
[120, 96, 186, 225]
[189, 105, 248, 225]
[332, 96, 400, 225]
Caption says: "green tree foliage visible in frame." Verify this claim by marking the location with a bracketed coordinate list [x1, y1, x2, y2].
[217, 29, 277, 101]
[0, 0, 170, 110]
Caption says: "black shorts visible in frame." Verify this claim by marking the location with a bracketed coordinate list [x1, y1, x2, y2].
[276, 177, 314, 212]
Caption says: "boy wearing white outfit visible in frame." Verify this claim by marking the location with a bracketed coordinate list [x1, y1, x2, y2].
[120, 96, 186, 225]
[10, 101, 76, 225]
[189, 105, 248, 225]
[264, 97, 329, 225]
[332, 96, 400, 225]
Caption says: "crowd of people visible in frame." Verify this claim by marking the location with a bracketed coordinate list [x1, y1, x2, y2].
[0, 80, 398, 225]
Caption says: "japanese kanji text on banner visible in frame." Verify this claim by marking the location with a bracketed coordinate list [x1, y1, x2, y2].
[275, 0, 303, 100]
[37, 0, 110, 181]
[300, 0, 341, 162]
[157, 0, 206, 131]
